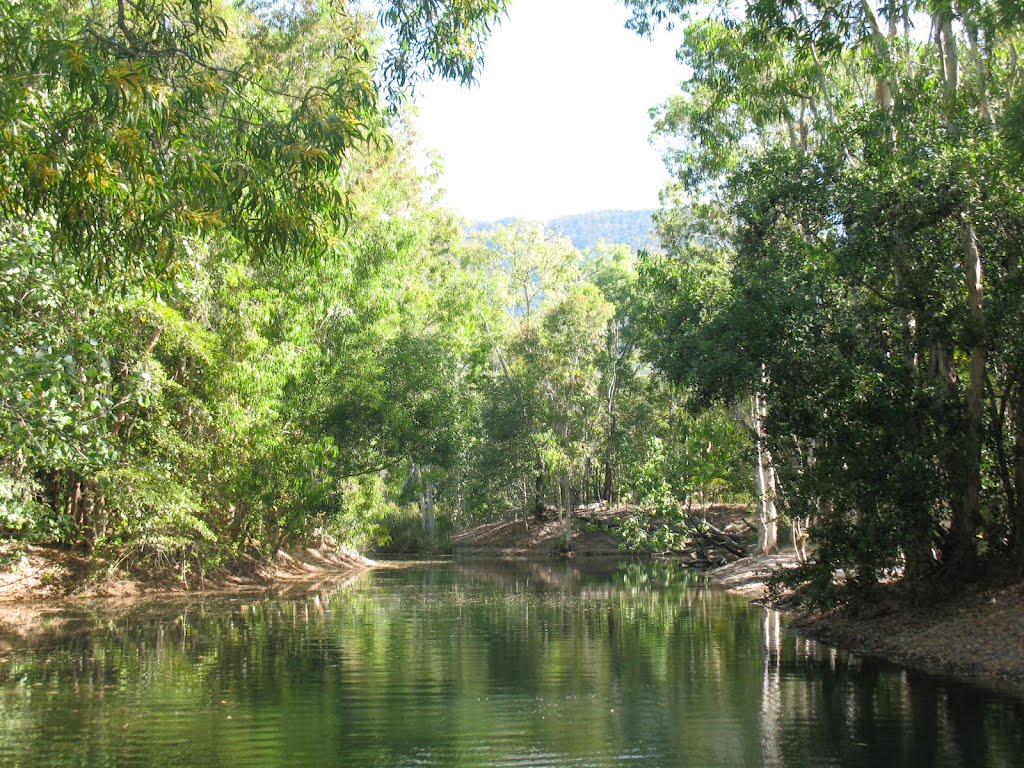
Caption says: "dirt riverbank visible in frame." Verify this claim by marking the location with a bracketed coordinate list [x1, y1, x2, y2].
[451, 503, 753, 562]
[703, 553, 1024, 695]
[0, 540, 376, 602]
[5, 519, 1023, 696]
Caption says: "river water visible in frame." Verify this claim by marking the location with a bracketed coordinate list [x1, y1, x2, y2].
[0, 560, 1021, 767]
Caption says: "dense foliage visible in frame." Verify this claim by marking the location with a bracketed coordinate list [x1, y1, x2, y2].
[626, 0, 1024, 600]
[1, 0, 755, 568]
[0, 0, 514, 565]
[18, 0, 1008, 597]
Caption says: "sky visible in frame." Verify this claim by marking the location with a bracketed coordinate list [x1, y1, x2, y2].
[411, 0, 684, 222]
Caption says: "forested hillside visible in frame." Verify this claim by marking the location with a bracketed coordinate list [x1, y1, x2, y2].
[549, 210, 659, 252]
[473, 209, 658, 252]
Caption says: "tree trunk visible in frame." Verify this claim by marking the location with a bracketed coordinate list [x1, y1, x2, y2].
[555, 474, 563, 528]
[948, 220, 986, 573]
[585, 470, 593, 507]
[1013, 391, 1024, 565]
[754, 390, 779, 555]
[859, 0, 894, 109]
[413, 464, 435, 536]
[68, 478, 82, 542]
[422, 482, 436, 537]
[561, 474, 573, 550]
[603, 411, 616, 502]
[534, 462, 545, 521]
[80, 490, 95, 552]
[604, 323, 620, 503]
[77, 481, 104, 552]
[939, 14, 959, 104]
[957, 2, 995, 125]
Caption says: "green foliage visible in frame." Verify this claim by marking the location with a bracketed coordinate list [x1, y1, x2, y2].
[370, 505, 454, 555]
[0, 0, 782, 573]
[628, 0, 1024, 602]
[0, 0, 511, 567]
[457, 219, 755, 533]
[0, 473, 50, 537]
[619, 500, 692, 554]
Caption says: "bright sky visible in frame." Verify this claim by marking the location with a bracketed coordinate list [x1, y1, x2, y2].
[412, 0, 683, 222]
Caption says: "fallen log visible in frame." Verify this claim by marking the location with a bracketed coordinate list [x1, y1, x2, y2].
[686, 514, 748, 558]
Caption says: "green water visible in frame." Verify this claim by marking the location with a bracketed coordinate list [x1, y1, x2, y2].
[0, 560, 1021, 767]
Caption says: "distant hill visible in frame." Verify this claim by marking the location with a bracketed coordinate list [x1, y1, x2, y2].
[473, 209, 659, 252]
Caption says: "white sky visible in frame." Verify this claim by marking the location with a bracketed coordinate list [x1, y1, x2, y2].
[411, 0, 684, 222]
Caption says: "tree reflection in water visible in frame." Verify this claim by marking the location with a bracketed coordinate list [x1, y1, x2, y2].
[0, 562, 1021, 767]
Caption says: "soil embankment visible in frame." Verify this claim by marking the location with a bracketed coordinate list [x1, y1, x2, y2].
[703, 553, 1024, 694]
[787, 579, 1024, 693]
[452, 503, 753, 562]
[0, 540, 375, 602]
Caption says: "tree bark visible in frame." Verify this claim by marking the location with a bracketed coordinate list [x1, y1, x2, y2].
[603, 323, 620, 503]
[561, 474, 573, 549]
[754, 389, 779, 555]
[422, 482, 436, 537]
[1012, 390, 1024, 565]
[534, 459, 545, 521]
[413, 464, 435, 536]
[603, 414, 615, 502]
[948, 220, 985, 572]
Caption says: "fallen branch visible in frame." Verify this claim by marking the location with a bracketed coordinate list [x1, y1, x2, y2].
[687, 514, 748, 558]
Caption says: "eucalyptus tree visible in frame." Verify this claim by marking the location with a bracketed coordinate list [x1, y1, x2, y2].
[624, 0, 1024, 591]
[585, 244, 639, 502]
[460, 223, 583, 520]
[631, 241, 775, 550]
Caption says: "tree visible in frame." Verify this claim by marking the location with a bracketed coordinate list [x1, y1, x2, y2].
[624, 0, 1024, 595]
[0, 0, 510, 562]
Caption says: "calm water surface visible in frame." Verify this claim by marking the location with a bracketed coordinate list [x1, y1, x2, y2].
[0, 560, 1021, 767]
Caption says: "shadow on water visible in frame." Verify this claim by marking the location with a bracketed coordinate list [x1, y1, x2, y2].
[0, 560, 1021, 767]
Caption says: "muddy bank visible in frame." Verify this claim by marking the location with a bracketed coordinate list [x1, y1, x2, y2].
[789, 580, 1024, 694]
[451, 510, 622, 557]
[704, 552, 1024, 695]
[0, 540, 376, 603]
[452, 503, 755, 561]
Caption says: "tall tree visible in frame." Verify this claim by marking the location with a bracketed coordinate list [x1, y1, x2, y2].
[625, 0, 1024, 593]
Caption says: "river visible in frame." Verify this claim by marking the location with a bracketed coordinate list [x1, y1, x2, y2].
[0, 559, 1021, 767]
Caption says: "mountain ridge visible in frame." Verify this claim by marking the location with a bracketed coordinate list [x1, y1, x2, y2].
[471, 208, 658, 252]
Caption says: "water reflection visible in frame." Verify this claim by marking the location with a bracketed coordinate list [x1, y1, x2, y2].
[0, 561, 1021, 767]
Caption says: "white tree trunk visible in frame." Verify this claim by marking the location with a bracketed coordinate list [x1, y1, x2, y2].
[560, 474, 573, 549]
[955, 219, 985, 566]
[423, 481, 436, 537]
[413, 464, 436, 536]
[754, 390, 779, 555]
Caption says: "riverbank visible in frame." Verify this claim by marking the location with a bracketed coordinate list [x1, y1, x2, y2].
[0, 540, 376, 602]
[6, 529, 1023, 697]
[704, 552, 1024, 695]
[451, 503, 753, 561]
[458, 506, 1024, 694]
